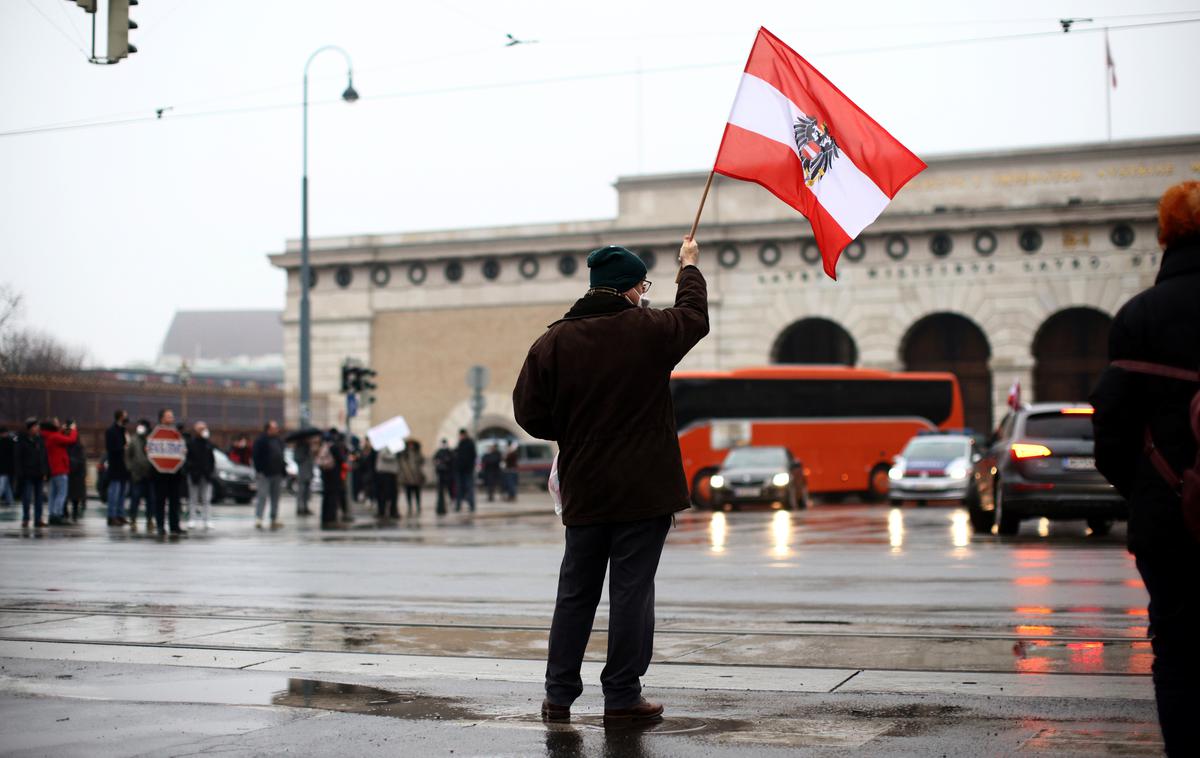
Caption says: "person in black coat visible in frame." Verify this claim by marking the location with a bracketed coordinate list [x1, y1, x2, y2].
[14, 418, 48, 528]
[453, 429, 477, 513]
[319, 429, 347, 528]
[66, 422, 87, 522]
[150, 409, 187, 536]
[252, 420, 285, 529]
[433, 439, 454, 515]
[1091, 181, 1200, 757]
[0, 426, 15, 505]
[186, 421, 217, 530]
[104, 410, 130, 526]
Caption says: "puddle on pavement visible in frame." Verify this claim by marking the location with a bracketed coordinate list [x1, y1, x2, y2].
[272, 679, 480, 721]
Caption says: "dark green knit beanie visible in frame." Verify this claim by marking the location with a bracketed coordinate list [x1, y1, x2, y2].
[587, 245, 647, 292]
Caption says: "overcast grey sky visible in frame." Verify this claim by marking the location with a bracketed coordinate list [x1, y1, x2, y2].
[2, 1, 1198, 368]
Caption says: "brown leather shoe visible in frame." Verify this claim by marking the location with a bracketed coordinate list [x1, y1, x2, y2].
[541, 699, 571, 723]
[603, 698, 663, 724]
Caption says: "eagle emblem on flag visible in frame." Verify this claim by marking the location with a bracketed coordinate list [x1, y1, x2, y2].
[793, 115, 840, 186]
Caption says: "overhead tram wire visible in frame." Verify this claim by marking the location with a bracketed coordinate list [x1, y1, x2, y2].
[1, 43, 504, 138]
[22, 0, 87, 56]
[3, 15, 1199, 140]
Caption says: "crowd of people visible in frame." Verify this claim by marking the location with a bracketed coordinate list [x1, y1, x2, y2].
[343, 429, 522, 522]
[1, 410, 528, 535]
[0, 417, 86, 527]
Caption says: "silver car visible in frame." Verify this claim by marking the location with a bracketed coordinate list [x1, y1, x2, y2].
[888, 434, 977, 506]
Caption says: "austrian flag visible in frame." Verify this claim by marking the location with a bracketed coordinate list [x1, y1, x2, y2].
[714, 28, 926, 279]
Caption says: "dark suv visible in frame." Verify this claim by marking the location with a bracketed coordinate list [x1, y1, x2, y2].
[708, 446, 810, 511]
[966, 403, 1127, 535]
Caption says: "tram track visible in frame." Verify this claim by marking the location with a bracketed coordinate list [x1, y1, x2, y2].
[0, 606, 1142, 644]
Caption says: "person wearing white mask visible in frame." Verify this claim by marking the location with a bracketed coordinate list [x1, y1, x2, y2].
[124, 419, 155, 532]
[186, 421, 217, 530]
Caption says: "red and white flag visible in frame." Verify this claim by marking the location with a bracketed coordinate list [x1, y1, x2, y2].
[713, 28, 926, 279]
[1007, 379, 1021, 410]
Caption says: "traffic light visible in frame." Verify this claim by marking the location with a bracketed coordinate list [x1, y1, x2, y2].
[107, 0, 137, 61]
[340, 362, 353, 393]
[359, 368, 378, 394]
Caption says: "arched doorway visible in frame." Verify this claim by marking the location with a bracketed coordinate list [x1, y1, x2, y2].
[1033, 308, 1112, 402]
[772, 318, 858, 365]
[902, 313, 993, 433]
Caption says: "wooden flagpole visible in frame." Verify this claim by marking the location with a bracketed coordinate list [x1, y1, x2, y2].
[676, 170, 715, 283]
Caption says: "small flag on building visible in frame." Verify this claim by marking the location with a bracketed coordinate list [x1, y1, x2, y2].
[712, 28, 926, 279]
[1007, 379, 1022, 410]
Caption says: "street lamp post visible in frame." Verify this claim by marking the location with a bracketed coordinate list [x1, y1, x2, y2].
[178, 360, 192, 421]
[299, 45, 359, 429]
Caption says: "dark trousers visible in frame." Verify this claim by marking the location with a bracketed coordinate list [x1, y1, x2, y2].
[375, 473, 398, 518]
[320, 474, 343, 525]
[19, 478, 45, 523]
[454, 471, 475, 512]
[1136, 550, 1200, 756]
[152, 472, 184, 534]
[129, 479, 154, 524]
[404, 484, 421, 515]
[436, 472, 453, 514]
[546, 514, 671, 709]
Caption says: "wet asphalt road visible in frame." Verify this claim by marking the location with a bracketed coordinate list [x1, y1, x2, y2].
[0, 492, 1156, 755]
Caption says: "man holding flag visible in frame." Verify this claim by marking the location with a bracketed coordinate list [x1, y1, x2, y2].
[514, 237, 707, 725]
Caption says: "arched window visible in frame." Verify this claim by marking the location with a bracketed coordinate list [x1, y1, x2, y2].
[772, 318, 857, 365]
[902, 313, 993, 433]
[1033, 308, 1112, 402]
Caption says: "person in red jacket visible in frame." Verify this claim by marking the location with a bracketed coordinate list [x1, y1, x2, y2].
[41, 418, 79, 526]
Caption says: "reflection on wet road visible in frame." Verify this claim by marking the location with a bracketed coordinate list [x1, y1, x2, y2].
[0, 497, 1146, 678]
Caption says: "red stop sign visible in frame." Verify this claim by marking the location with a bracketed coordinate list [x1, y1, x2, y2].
[147, 425, 187, 474]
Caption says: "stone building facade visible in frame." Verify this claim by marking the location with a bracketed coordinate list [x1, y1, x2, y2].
[269, 136, 1200, 444]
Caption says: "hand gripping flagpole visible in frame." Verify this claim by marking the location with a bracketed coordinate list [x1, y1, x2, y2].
[676, 169, 715, 284]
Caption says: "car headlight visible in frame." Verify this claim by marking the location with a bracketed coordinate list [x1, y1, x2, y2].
[888, 462, 905, 481]
[772, 472, 790, 487]
[217, 470, 236, 481]
[946, 459, 970, 480]
[709, 474, 725, 489]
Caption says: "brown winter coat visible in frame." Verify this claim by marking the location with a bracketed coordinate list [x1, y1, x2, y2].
[513, 265, 709, 526]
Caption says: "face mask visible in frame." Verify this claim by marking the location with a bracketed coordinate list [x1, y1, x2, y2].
[136, 425, 147, 435]
[201, 429, 210, 439]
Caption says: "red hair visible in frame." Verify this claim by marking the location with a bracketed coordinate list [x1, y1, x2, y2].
[1158, 181, 1200, 248]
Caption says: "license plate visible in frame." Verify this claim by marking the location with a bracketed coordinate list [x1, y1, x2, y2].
[733, 487, 759, 497]
[1064, 457, 1095, 470]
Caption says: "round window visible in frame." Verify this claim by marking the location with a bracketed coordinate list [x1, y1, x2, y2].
[801, 241, 822, 265]
[973, 231, 997, 256]
[1110, 223, 1135, 248]
[408, 262, 427, 285]
[843, 240, 866, 262]
[758, 243, 782, 267]
[1019, 228, 1043, 253]
[929, 233, 953, 258]
[335, 265, 353, 288]
[558, 255, 577, 277]
[370, 264, 390, 287]
[638, 250, 657, 271]
[885, 235, 908, 260]
[444, 261, 463, 282]
[518, 256, 539, 280]
[718, 244, 740, 269]
[482, 258, 501, 281]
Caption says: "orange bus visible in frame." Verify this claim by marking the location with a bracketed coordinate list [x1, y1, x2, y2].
[672, 366, 965, 502]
